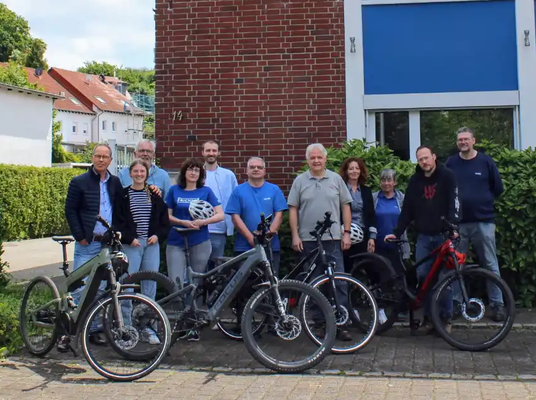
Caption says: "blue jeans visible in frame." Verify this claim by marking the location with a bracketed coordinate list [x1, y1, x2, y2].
[416, 234, 453, 320]
[72, 241, 106, 332]
[455, 222, 504, 306]
[209, 233, 227, 260]
[302, 240, 348, 323]
[121, 239, 160, 324]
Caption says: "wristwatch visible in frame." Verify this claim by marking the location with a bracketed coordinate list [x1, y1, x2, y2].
[343, 229, 351, 234]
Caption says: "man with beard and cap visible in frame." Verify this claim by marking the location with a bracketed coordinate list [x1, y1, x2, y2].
[202, 140, 238, 261]
[385, 145, 460, 335]
[119, 139, 171, 200]
[446, 127, 505, 322]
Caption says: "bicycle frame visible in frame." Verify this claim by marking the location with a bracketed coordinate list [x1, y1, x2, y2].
[157, 242, 276, 324]
[407, 238, 460, 309]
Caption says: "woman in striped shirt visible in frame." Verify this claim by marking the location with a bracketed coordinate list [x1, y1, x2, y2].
[115, 159, 170, 344]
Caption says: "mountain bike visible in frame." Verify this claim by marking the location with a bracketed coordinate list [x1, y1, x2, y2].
[350, 217, 515, 351]
[279, 211, 378, 354]
[121, 213, 337, 373]
[19, 216, 172, 382]
[211, 212, 378, 355]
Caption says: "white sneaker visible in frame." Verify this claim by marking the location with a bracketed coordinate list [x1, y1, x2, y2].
[378, 309, 387, 324]
[141, 327, 161, 345]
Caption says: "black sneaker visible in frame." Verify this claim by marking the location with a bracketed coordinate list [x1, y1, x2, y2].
[187, 330, 200, 342]
[337, 329, 352, 341]
[491, 304, 506, 322]
[57, 335, 70, 353]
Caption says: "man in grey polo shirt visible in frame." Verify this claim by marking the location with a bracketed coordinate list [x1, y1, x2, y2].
[288, 143, 353, 341]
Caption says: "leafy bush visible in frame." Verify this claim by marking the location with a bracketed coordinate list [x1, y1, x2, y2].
[0, 165, 83, 241]
[0, 285, 23, 357]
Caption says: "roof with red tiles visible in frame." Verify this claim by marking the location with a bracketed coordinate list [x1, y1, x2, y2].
[49, 67, 143, 115]
[24, 67, 94, 114]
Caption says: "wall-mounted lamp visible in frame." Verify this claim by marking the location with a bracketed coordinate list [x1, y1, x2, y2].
[350, 37, 356, 53]
[524, 30, 530, 46]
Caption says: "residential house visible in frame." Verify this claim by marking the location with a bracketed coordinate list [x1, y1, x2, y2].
[48, 67, 145, 147]
[26, 67, 94, 152]
[0, 82, 61, 167]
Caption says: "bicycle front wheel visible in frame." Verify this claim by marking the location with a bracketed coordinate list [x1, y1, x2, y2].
[310, 273, 378, 354]
[19, 276, 60, 356]
[241, 279, 336, 373]
[430, 267, 515, 351]
[81, 293, 171, 382]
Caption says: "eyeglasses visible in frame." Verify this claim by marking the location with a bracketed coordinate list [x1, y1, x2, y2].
[93, 155, 111, 160]
[138, 149, 154, 154]
[249, 165, 264, 170]
[187, 167, 201, 174]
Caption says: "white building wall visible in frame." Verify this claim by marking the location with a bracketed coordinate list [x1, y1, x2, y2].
[56, 111, 94, 146]
[0, 89, 54, 167]
[93, 111, 144, 146]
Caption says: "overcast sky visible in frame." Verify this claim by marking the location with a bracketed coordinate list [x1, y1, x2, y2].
[2, 0, 155, 71]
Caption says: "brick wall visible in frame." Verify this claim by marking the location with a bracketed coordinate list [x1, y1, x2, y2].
[155, 0, 347, 192]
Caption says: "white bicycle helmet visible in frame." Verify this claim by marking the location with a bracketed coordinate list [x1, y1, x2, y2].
[342, 223, 364, 244]
[189, 199, 215, 220]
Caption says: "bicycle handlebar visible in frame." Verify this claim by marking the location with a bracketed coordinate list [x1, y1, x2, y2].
[309, 211, 335, 238]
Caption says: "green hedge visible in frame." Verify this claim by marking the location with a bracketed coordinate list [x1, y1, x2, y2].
[0, 165, 83, 241]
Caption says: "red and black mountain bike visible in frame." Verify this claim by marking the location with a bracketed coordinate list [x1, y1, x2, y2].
[351, 217, 515, 351]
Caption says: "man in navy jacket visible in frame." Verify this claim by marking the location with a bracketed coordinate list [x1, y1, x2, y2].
[446, 127, 505, 322]
[64, 143, 123, 345]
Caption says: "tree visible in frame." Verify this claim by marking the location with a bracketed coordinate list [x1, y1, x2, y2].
[78, 60, 117, 77]
[0, 4, 48, 68]
[52, 111, 79, 163]
[0, 60, 40, 89]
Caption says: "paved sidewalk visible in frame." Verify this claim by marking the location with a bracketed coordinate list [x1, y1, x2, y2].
[2, 359, 536, 400]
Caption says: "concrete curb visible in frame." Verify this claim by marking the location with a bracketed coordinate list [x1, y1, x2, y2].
[7, 356, 536, 382]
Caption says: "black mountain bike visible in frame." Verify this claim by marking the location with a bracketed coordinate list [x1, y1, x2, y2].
[19, 216, 172, 381]
[121, 213, 337, 373]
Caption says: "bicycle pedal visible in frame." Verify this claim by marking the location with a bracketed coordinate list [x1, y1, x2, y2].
[409, 319, 421, 330]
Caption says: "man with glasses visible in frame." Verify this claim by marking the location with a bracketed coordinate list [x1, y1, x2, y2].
[225, 157, 288, 275]
[119, 139, 171, 199]
[64, 143, 123, 347]
[446, 127, 506, 322]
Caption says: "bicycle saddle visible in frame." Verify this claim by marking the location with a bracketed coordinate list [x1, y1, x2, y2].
[52, 236, 75, 243]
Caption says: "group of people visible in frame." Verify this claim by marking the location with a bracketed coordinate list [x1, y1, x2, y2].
[64, 126, 506, 345]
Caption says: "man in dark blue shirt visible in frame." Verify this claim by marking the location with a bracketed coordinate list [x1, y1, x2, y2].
[446, 127, 505, 322]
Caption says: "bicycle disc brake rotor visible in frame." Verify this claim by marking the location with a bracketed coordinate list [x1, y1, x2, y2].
[113, 326, 140, 350]
[332, 304, 349, 326]
[461, 298, 485, 322]
[275, 315, 301, 340]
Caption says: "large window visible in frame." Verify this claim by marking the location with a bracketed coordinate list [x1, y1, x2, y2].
[420, 108, 515, 162]
[376, 111, 409, 160]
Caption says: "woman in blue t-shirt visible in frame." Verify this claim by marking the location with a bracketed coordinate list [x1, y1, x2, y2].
[165, 158, 223, 340]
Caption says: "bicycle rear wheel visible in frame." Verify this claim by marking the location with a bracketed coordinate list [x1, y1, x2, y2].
[19, 276, 60, 356]
[81, 293, 171, 382]
[430, 267, 515, 351]
[241, 279, 336, 373]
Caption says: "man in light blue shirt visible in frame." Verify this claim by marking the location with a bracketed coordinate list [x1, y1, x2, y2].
[202, 140, 238, 260]
[119, 139, 171, 199]
[225, 157, 288, 275]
